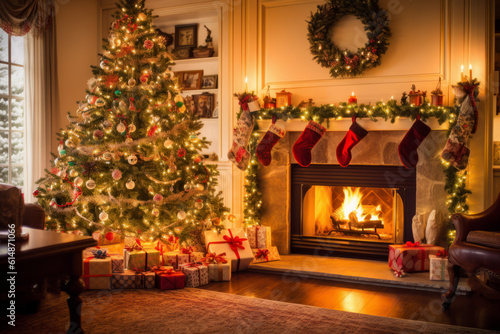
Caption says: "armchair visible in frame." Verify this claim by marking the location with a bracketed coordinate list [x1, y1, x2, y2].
[442, 193, 500, 308]
[0, 183, 45, 231]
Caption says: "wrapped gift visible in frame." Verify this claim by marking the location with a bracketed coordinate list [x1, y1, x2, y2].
[429, 251, 449, 281]
[110, 255, 124, 273]
[201, 253, 231, 281]
[112, 269, 143, 289]
[163, 248, 204, 269]
[152, 266, 185, 290]
[389, 242, 444, 273]
[142, 271, 156, 288]
[204, 228, 253, 272]
[165, 235, 180, 252]
[82, 253, 112, 290]
[123, 244, 161, 271]
[246, 226, 272, 249]
[83, 247, 108, 259]
[92, 230, 121, 245]
[252, 246, 280, 264]
[180, 262, 209, 287]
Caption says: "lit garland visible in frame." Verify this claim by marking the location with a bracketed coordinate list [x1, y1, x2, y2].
[238, 89, 477, 227]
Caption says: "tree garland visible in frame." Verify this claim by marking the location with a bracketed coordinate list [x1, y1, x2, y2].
[307, 0, 391, 78]
[238, 96, 472, 227]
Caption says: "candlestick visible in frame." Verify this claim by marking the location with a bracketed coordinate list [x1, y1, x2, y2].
[461, 64, 464, 81]
[348, 92, 357, 104]
[469, 64, 472, 80]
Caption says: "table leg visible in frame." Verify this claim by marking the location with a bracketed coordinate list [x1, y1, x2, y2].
[62, 275, 85, 334]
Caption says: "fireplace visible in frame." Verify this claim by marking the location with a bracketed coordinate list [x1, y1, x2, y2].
[291, 164, 416, 260]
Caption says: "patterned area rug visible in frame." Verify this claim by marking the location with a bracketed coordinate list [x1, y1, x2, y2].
[2, 288, 496, 334]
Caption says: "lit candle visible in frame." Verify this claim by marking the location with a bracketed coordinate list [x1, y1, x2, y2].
[245, 77, 248, 92]
[348, 92, 357, 104]
[469, 64, 472, 80]
[461, 64, 464, 81]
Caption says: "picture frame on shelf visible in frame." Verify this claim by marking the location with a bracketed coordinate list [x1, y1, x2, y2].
[184, 95, 195, 114]
[172, 46, 191, 60]
[175, 24, 198, 48]
[201, 75, 218, 89]
[175, 70, 203, 90]
[193, 93, 215, 118]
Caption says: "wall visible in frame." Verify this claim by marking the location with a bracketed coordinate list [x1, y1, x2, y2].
[54, 0, 99, 150]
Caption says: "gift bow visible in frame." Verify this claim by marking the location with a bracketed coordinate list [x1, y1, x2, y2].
[238, 95, 254, 111]
[223, 233, 246, 253]
[436, 250, 448, 258]
[181, 246, 194, 255]
[405, 241, 421, 247]
[151, 266, 176, 275]
[186, 262, 204, 268]
[92, 249, 108, 259]
[125, 238, 143, 252]
[255, 249, 270, 261]
[201, 252, 228, 264]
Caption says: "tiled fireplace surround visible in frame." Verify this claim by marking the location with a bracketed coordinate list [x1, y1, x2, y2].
[256, 119, 449, 256]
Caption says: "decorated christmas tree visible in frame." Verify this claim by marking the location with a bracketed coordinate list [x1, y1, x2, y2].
[34, 0, 228, 248]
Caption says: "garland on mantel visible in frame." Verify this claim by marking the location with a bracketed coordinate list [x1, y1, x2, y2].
[237, 95, 474, 227]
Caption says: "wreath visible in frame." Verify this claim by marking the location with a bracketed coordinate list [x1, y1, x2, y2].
[307, 0, 391, 78]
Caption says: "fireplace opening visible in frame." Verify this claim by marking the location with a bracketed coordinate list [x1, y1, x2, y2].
[291, 165, 416, 260]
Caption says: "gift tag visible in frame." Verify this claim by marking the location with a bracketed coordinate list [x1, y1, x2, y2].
[247, 100, 261, 113]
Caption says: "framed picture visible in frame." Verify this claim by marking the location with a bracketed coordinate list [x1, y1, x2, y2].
[201, 75, 218, 89]
[193, 93, 215, 118]
[184, 95, 195, 114]
[175, 24, 198, 48]
[172, 46, 191, 60]
[174, 70, 203, 90]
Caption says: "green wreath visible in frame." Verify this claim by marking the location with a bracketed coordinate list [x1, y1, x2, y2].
[307, 0, 391, 78]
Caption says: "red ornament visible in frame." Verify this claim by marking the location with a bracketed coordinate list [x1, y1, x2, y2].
[144, 39, 154, 49]
[140, 73, 150, 84]
[105, 231, 115, 241]
[194, 155, 202, 163]
[177, 148, 186, 157]
[147, 125, 158, 137]
[105, 74, 119, 86]
[33, 189, 39, 197]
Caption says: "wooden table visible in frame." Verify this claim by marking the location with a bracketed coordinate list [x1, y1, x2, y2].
[0, 227, 97, 333]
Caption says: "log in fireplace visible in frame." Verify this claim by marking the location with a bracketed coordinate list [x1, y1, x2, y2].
[291, 164, 416, 260]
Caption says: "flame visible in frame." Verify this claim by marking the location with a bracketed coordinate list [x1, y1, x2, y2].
[341, 187, 381, 222]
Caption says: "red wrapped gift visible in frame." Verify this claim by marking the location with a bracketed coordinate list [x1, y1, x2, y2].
[389, 242, 444, 273]
[152, 266, 185, 290]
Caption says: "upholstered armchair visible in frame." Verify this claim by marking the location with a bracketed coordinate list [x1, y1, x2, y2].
[0, 183, 45, 231]
[442, 193, 500, 308]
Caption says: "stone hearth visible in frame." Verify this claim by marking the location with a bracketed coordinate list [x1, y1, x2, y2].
[257, 123, 448, 255]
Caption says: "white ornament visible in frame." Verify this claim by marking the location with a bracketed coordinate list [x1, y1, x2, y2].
[113, 37, 122, 47]
[196, 184, 204, 191]
[128, 155, 138, 165]
[69, 169, 78, 177]
[177, 211, 186, 220]
[164, 139, 173, 149]
[128, 78, 136, 87]
[86, 179, 96, 189]
[117, 122, 126, 133]
[152, 208, 160, 217]
[195, 201, 203, 209]
[99, 212, 108, 221]
[103, 152, 113, 161]
[58, 170, 67, 178]
[128, 124, 136, 133]
[74, 177, 84, 187]
[125, 137, 133, 144]
[126, 179, 135, 189]
[65, 139, 75, 148]
[138, 13, 147, 21]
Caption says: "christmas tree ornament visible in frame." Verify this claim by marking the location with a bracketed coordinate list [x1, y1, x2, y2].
[54, 158, 61, 166]
[153, 194, 163, 202]
[164, 139, 173, 148]
[256, 117, 286, 166]
[137, 12, 147, 21]
[128, 123, 136, 133]
[93, 130, 104, 140]
[292, 120, 326, 167]
[103, 120, 113, 130]
[59, 149, 67, 157]
[194, 155, 202, 163]
[128, 78, 136, 87]
[103, 152, 113, 160]
[88, 95, 98, 105]
[189, 134, 198, 142]
[119, 100, 127, 109]
[152, 208, 160, 217]
[33, 189, 39, 197]
[398, 115, 431, 169]
[184, 183, 192, 190]
[168, 165, 177, 173]
[65, 139, 75, 148]
[112, 169, 122, 180]
[114, 90, 122, 96]
[140, 73, 149, 84]
[336, 116, 368, 167]
[99, 212, 109, 221]
[144, 39, 154, 49]
[100, 60, 110, 70]
[95, 98, 106, 107]
[196, 184, 204, 191]
[69, 169, 79, 177]
[113, 37, 122, 47]
[105, 231, 115, 241]
[50, 198, 57, 207]
[125, 137, 133, 144]
[86, 179, 96, 189]
[126, 179, 135, 189]
[74, 177, 84, 187]
[116, 122, 126, 133]
[58, 141, 64, 151]
[177, 148, 186, 157]
[227, 106, 254, 170]
[177, 211, 186, 220]
[128, 155, 138, 165]
[195, 200, 203, 209]
[68, 160, 76, 166]
[128, 97, 136, 111]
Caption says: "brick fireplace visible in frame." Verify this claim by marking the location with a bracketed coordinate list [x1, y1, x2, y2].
[256, 120, 449, 259]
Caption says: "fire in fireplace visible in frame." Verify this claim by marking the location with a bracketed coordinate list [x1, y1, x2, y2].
[291, 164, 416, 259]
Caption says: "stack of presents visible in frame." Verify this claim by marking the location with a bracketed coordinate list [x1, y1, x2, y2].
[388, 242, 449, 281]
[82, 226, 280, 290]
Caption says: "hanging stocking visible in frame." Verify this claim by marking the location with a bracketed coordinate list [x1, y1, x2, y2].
[256, 117, 286, 166]
[336, 116, 368, 167]
[227, 108, 254, 170]
[398, 115, 431, 169]
[292, 120, 326, 167]
[441, 83, 479, 170]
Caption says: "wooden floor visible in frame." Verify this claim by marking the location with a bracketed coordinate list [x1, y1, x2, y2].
[200, 271, 500, 331]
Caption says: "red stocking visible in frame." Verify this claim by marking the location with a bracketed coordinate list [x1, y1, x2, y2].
[336, 117, 368, 167]
[398, 116, 431, 169]
[292, 120, 326, 167]
[256, 118, 286, 166]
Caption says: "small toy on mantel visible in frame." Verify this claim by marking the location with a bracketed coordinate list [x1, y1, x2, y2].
[408, 84, 426, 106]
[400, 92, 408, 105]
[431, 77, 444, 106]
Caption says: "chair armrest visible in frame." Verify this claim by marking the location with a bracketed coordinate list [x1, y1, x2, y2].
[23, 203, 45, 230]
[452, 212, 500, 243]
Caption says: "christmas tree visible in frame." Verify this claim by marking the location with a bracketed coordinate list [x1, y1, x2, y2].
[34, 0, 228, 248]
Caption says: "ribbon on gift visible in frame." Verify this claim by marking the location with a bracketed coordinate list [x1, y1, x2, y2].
[405, 241, 421, 247]
[436, 249, 448, 258]
[155, 242, 165, 265]
[255, 226, 260, 248]
[206, 229, 247, 271]
[397, 242, 426, 271]
[181, 246, 194, 254]
[255, 248, 270, 261]
[238, 95, 252, 111]
[201, 252, 228, 265]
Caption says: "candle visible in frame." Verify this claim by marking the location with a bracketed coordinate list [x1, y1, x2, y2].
[348, 92, 357, 104]
[469, 64, 472, 80]
[245, 77, 248, 92]
[461, 64, 464, 81]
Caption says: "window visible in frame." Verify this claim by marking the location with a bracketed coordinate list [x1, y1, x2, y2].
[0, 30, 25, 188]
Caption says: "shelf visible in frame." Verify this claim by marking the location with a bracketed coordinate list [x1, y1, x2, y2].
[172, 57, 218, 65]
[180, 88, 218, 95]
